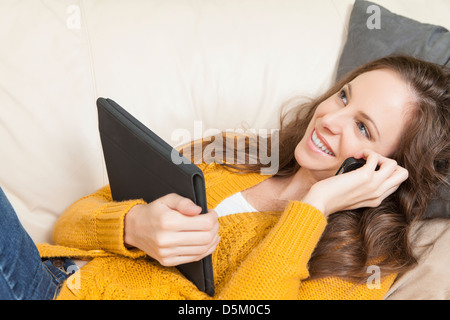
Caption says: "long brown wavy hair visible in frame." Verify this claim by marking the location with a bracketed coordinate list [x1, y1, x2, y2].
[180, 55, 450, 283]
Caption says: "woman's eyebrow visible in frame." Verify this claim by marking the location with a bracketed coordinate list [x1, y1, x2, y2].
[346, 83, 352, 100]
[347, 83, 380, 139]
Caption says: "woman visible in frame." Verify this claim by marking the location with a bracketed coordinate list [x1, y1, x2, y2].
[1, 55, 449, 300]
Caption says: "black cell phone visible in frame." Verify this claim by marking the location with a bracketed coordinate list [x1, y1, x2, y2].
[335, 157, 367, 175]
[335, 157, 380, 175]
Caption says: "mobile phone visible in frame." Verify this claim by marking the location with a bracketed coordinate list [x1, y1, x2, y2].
[335, 157, 367, 175]
[335, 157, 380, 175]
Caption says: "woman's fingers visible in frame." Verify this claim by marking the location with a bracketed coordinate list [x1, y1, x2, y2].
[124, 194, 220, 267]
[156, 234, 221, 267]
[378, 165, 409, 199]
[304, 149, 409, 216]
[160, 193, 203, 216]
[347, 152, 408, 209]
[173, 210, 219, 232]
[160, 233, 220, 258]
[360, 149, 381, 172]
[159, 194, 218, 231]
[357, 149, 407, 189]
[154, 220, 220, 248]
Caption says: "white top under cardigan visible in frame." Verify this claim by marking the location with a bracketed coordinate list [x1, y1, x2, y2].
[214, 191, 258, 217]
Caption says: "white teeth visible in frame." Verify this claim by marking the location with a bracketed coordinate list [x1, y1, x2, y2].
[312, 130, 335, 156]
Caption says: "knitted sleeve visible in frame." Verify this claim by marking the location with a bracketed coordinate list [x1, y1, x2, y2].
[217, 201, 327, 299]
[52, 185, 147, 258]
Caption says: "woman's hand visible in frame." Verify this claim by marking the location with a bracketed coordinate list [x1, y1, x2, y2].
[124, 193, 219, 267]
[302, 149, 409, 217]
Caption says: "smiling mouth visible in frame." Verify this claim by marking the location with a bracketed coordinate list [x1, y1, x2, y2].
[311, 130, 335, 156]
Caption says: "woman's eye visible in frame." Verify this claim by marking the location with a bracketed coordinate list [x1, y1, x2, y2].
[339, 89, 348, 105]
[357, 121, 370, 139]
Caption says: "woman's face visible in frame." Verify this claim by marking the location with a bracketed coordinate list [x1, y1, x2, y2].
[295, 68, 414, 180]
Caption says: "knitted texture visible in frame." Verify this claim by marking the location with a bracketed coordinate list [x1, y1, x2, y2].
[37, 163, 396, 299]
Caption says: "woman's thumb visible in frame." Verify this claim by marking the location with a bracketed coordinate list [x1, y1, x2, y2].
[162, 193, 202, 216]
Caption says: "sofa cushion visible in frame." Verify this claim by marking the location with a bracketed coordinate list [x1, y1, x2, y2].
[336, 0, 450, 80]
[385, 218, 450, 299]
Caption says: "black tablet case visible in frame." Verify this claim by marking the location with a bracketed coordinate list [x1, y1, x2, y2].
[96, 97, 214, 296]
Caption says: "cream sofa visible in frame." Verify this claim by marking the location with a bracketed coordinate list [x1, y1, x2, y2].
[1, 0, 449, 299]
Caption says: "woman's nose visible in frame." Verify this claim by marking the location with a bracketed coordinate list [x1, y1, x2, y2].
[320, 109, 345, 135]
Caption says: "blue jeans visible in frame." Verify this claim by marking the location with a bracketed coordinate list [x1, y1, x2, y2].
[0, 187, 77, 300]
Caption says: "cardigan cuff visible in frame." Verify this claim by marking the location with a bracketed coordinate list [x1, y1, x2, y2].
[96, 199, 147, 259]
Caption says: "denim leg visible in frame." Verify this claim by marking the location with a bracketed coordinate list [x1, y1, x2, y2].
[0, 187, 58, 300]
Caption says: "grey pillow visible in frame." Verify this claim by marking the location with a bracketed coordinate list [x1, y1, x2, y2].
[425, 177, 450, 219]
[336, 0, 450, 81]
[336, 0, 449, 219]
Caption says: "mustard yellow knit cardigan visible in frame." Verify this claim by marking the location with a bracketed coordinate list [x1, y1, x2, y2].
[37, 163, 396, 299]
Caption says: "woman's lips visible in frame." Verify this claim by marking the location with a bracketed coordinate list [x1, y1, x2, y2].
[308, 129, 336, 156]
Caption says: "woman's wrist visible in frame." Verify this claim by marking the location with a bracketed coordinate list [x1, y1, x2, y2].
[124, 204, 142, 248]
[301, 187, 328, 217]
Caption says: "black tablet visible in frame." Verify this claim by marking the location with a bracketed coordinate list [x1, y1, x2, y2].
[97, 97, 214, 296]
